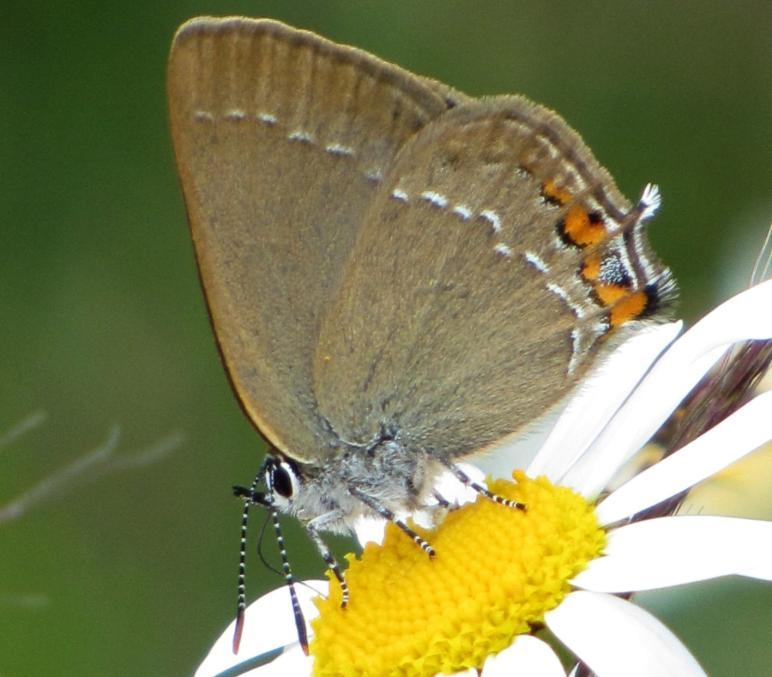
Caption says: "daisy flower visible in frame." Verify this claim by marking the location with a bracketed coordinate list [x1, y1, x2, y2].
[196, 279, 772, 677]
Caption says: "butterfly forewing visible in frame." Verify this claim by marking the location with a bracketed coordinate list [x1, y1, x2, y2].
[167, 17, 460, 460]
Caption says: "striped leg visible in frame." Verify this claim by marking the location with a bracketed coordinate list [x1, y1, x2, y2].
[305, 515, 349, 608]
[349, 485, 436, 557]
[444, 462, 527, 511]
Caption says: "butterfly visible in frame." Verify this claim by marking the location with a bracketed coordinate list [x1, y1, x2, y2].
[167, 16, 674, 650]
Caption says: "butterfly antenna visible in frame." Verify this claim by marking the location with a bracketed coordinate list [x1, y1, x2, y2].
[255, 509, 282, 575]
[232, 471, 261, 654]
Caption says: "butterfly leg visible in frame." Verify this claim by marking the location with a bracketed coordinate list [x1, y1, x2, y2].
[305, 512, 350, 607]
[443, 462, 526, 511]
[432, 490, 452, 508]
[348, 485, 436, 557]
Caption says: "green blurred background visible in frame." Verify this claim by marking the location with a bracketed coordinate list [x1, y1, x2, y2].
[1, 1, 770, 675]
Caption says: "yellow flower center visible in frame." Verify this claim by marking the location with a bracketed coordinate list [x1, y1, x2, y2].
[310, 471, 605, 676]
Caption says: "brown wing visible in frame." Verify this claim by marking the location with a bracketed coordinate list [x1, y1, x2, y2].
[167, 17, 464, 460]
[313, 96, 672, 460]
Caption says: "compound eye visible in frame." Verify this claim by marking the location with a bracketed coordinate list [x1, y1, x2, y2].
[271, 461, 298, 500]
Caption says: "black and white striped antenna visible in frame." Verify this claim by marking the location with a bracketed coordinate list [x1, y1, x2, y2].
[232, 459, 309, 656]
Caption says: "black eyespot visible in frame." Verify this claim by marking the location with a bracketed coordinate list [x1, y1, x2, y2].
[272, 463, 294, 499]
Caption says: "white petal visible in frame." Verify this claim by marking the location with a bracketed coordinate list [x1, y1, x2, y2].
[546, 590, 706, 677]
[596, 391, 772, 524]
[434, 462, 487, 506]
[352, 515, 386, 546]
[572, 516, 772, 592]
[528, 322, 681, 481]
[481, 635, 566, 676]
[195, 580, 326, 677]
[563, 279, 772, 497]
[563, 343, 725, 495]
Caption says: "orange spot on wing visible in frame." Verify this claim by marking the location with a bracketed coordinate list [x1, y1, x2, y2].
[581, 253, 602, 281]
[562, 205, 606, 247]
[609, 290, 649, 326]
[595, 284, 630, 306]
[542, 179, 573, 206]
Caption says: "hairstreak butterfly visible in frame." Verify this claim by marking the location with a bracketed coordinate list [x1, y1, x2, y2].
[167, 16, 674, 650]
